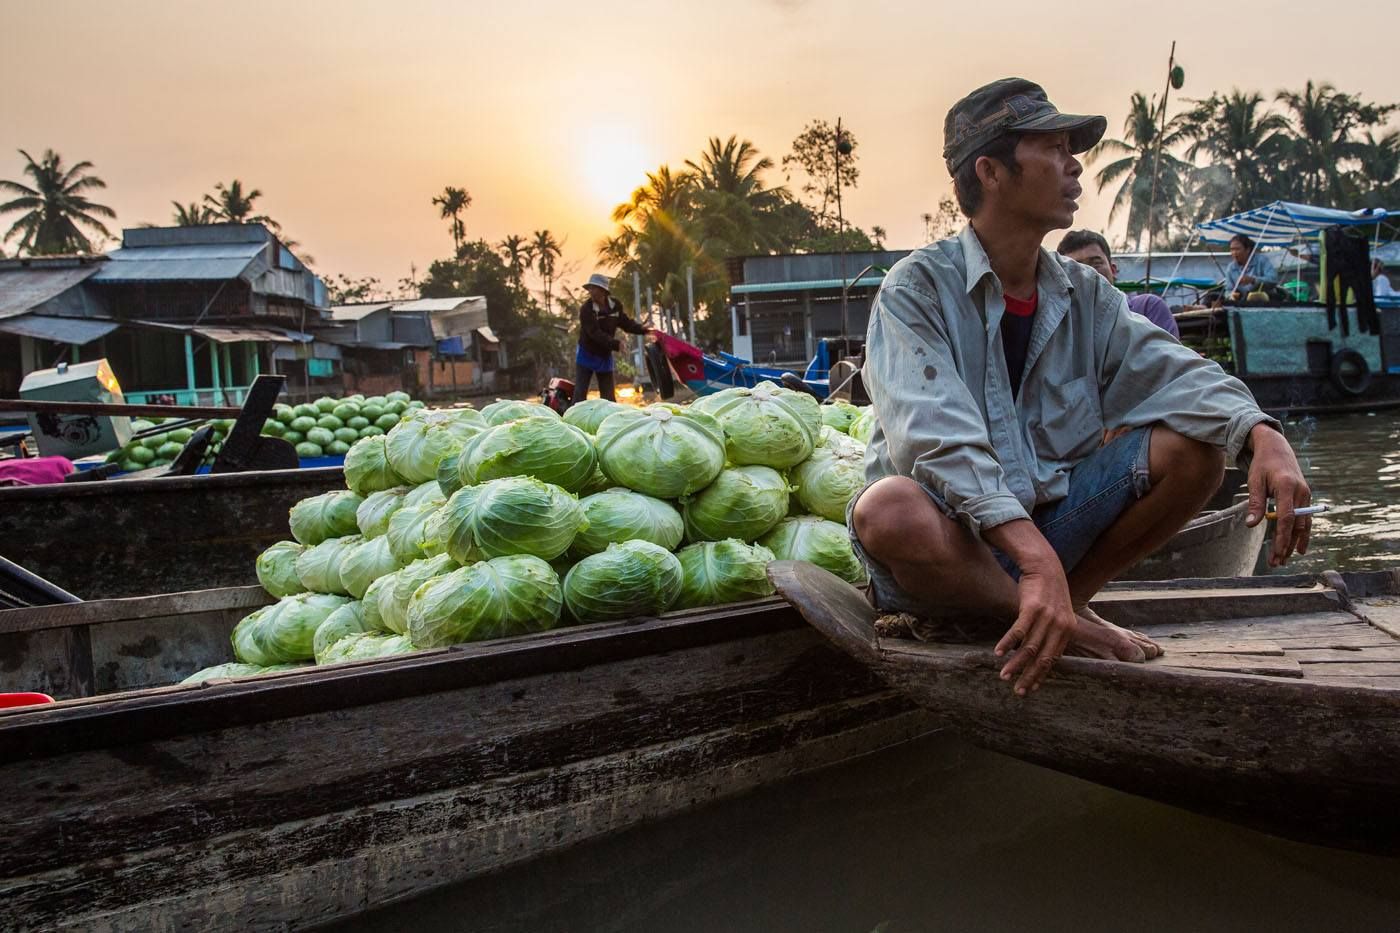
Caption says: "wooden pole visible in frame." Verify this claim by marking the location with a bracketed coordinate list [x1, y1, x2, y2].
[1144, 41, 1177, 288]
[0, 399, 243, 418]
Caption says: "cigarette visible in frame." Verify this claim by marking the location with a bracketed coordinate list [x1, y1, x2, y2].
[1263, 505, 1329, 520]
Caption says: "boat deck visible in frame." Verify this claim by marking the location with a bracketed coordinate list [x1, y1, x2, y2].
[1095, 584, 1400, 688]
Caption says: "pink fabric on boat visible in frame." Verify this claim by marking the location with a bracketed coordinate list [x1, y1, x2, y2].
[0, 457, 75, 486]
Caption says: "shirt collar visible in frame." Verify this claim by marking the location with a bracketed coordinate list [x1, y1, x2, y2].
[957, 223, 1074, 297]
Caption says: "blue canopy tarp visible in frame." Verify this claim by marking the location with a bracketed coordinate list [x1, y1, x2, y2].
[1195, 201, 1396, 245]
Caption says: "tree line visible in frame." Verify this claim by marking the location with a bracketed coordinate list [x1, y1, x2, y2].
[1091, 80, 1399, 250]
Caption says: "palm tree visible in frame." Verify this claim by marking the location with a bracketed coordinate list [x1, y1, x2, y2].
[1180, 91, 1291, 214]
[1276, 81, 1396, 204]
[1087, 93, 1193, 251]
[0, 148, 116, 255]
[498, 234, 533, 290]
[171, 201, 214, 226]
[204, 180, 279, 228]
[1353, 130, 1400, 204]
[432, 186, 471, 255]
[531, 229, 563, 313]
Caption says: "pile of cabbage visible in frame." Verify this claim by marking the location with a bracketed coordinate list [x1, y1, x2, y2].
[186, 387, 876, 684]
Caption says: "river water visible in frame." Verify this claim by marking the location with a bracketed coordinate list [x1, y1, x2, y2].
[338, 414, 1400, 933]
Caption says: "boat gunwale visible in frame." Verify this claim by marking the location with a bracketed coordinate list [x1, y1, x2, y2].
[0, 465, 344, 502]
[0, 594, 809, 760]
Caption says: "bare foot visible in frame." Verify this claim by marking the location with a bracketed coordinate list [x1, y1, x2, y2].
[1069, 605, 1163, 660]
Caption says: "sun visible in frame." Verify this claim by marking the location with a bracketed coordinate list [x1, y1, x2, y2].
[580, 130, 653, 208]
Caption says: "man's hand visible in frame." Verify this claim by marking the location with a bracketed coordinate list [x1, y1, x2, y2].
[1244, 423, 1312, 567]
[993, 561, 1076, 697]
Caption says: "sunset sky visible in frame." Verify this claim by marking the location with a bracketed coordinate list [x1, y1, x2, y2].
[6, 0, 1399, 294]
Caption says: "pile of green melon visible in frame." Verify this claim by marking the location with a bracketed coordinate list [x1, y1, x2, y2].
[259, 391, 424, 459]
[106, 417, 238, 472]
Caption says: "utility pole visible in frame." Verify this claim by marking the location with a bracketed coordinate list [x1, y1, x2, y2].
[685, 266, 696, 345]
[834, 117, 853, 344]
[1144, 42, 1183, 288]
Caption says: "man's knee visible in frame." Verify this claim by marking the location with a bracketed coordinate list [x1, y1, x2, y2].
[1149, 428, 1225, 488]
[852, 477, 942, 560]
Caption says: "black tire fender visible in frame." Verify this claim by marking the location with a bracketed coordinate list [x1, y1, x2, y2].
[1329, 348, 1372, 396]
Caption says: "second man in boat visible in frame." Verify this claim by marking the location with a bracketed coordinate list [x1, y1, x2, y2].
[850, 77, 1312, 697]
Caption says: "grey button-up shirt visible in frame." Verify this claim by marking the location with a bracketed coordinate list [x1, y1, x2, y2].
[863, 225, 1276, 540]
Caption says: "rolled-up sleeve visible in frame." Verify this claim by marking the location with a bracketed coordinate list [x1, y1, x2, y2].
[1095, 285, 1278, 464]
[865, 283, 1029, 538]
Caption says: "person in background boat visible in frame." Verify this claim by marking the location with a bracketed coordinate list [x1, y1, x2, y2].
[1373, 258, 1396, 298]
[1055, 229, 1179, 339]
[1219, 233, 1276, 301]
[851, 77, 1311, 697]
[573, 272, 656, 405]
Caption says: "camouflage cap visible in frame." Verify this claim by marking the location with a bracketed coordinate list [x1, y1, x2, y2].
[943, 77, 1106, 174]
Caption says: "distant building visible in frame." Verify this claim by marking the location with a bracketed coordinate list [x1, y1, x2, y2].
[0, 223, 327, 404]
[322, 296, 505, 398]
[727, 250, 908, 365]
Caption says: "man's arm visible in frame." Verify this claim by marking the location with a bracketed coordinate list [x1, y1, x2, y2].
[613, 301, 650, 337]
[1095, 283, 1310, 563]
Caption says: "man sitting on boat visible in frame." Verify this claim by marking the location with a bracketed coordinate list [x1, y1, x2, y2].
[850, 77, 1312, 697]
[1055, 229, 1179, 339]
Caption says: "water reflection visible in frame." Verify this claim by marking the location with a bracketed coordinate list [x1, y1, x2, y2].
[1281, 413, 1400, 572]
[340, 734, 1400, 933]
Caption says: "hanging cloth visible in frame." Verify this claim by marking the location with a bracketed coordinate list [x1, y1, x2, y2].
[1324, 227, 1379, 335]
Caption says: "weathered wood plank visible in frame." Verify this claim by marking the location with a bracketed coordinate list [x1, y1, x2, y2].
[1151, 639, 1283, 655]
[0, 585, 272, 636]
[1091, 585, 1339, 626]
[1288, 647, 1400, 663]
[1152, 653, 1303, 677]
[1298, 662, 1400, 677]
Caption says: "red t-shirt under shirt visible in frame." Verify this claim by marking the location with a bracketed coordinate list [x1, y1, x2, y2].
[1001, 289, 1038, 398]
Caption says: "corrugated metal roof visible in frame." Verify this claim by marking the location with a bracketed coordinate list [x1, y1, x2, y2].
[92, 241, 264, 282]
[330, 302, 393, 321]
[731, 275, 886, 295]
[0, 314, 119, 344]
[128, 319, 312, 344]
[0, 264, 104, 320]
[391, 297, 485, 313]
[476, 325, 500, 346]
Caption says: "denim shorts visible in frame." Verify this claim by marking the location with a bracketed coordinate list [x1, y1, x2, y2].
[847, 427, 1154, 617]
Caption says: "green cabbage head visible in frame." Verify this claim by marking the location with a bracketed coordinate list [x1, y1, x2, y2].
[690, 381, 821, 469]
[847, 407, 878, 445]
[434, 476, 586, 561]
[674, 539, 776, 609]
[437, 451, 464, 498]
[481, 399, 561, 425]
[759, 516, 867, 584]
[344, 435, 407, 495]
[319, 631, 416, 664]
[183, 661, 306, 684]
[294, 534, 362, 594]
[355, 487, 410, 538]
[407, 555, 563, 647]
[385, 502, 445, 563]
[232, 592, 351, 664]
[791, 433, 866, 522]
[385, 409, 484, 483]
[594, 404, 725, 498]
[819, 400, 863, 434]
[458, 416, 597, 492]
[312, 600, 377, 663]
[563, 398, 627, 434]
[338, 535, 403, 599]
[403, 478, 447, 510]
[682, 465, 789, 543]
[256, 540, 307, 597]
[377, 553, 458, 635]
[289, 490, 364, 545]
[572, 487, 684, 557]
[563, 540, 683, 623]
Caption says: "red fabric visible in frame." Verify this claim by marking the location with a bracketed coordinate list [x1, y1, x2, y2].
[0, 456, 75, 487]
[653, 332, 707, 383]
[1003, 290, 1038, 317]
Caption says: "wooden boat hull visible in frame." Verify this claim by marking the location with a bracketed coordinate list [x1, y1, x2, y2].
[1120, 499, 1265, 580]
[769, 560, 1400, 853]
[0, 467, 344, 600]
[0, 588, 935, 932]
